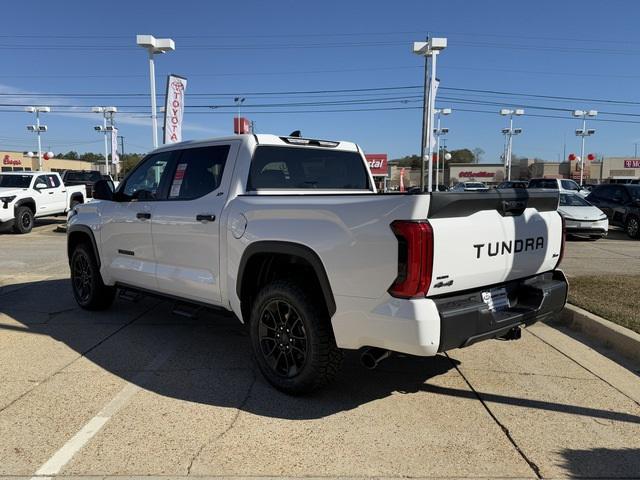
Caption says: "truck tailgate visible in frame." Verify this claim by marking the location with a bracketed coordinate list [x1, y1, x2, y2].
[425, 191, 562, 297]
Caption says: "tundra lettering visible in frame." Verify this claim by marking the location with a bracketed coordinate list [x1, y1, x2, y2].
[473, 236, 545, 259]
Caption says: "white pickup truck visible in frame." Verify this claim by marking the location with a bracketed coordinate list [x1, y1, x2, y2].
[67, 134, 568, 393]
[0, 171, 86, 234]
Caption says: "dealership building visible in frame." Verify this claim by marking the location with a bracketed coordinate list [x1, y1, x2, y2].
[387, 156, 640, 190]
[1, 150, 98, 173]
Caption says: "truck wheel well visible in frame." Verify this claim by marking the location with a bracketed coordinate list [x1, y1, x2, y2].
[71, 193, 84, 204]
[237, 243, 336, 323]
[15, 199, 35, 215]
[67, 228, 100, 268]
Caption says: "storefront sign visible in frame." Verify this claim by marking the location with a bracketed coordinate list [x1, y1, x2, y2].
[624, 160, 640, 168]
[365, 154, 388, 176]
[459, 171, 494, 178]
[2, 155, 21, 166]
[163, 74, 187, 144]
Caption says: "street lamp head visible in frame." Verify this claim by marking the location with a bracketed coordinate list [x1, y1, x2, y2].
[573, 110, 585, 117]
[428, 37, 447, 51]
[94, 125, 104, 131]
[26, 125, 36, 131]
[37, 106, 51, 113]
[441, 108, 452, 115]
[136, 35, 175, 53]
[500, 108, 512, 116]
[514, 109, 525, 116]
[575, 128, 585, 135]
[91, 106, 104, 113]
[501, 127, 510, 134]
[587, 110, 598, 117]
[587, 128, 596, 135]
[104, 106, 117, 113]
[441, 127, 450, 134]
[513, 128, 523, 134]
[412, 41, 429, 55]
[25, 106, 36, 113]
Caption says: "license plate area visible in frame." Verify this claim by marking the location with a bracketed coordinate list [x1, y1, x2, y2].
[482, 287, 510, 312]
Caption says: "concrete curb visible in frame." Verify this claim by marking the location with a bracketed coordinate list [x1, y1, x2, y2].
[555, 303, 640, 364]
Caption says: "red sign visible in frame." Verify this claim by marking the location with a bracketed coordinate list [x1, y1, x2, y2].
[624, 160, 640, 168]
[2, 155, 21, 166]
[365, 153, 388, 176]
[233, 117, 251, 134]
[459, 171, 494, 178]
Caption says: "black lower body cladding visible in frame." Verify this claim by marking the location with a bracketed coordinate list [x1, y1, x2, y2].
[435, 270, 568, 352]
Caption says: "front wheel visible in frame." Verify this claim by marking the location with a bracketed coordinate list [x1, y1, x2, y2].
[70, 243, 116, 310]
[12, 206, 34, 234]
[249, 280, 343, 394]
[626, 216, 640, 239]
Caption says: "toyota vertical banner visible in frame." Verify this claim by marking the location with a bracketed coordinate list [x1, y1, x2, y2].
[163, 74, 187, 144]
[111, 127, 119, 164]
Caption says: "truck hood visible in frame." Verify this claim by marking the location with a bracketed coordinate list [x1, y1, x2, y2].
[0, 188, 26, 197]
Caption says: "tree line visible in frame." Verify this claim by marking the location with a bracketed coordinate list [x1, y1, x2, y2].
[389, 148, 485, 168]
[54, 151, 145, 172]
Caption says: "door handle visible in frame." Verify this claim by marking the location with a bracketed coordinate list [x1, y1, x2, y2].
[136, 212, 151, 220]
[196, 214, 216, 222]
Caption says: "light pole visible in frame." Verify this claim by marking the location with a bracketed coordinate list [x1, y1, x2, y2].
[234, 97, 245, 134]
[573, 110, 597, 186]
[92, 107, 117, 175]
[413, 37, 447, 192]
[25, 106, 50, 171]
[136, 35, 175, 149]
[433, 108, 452, 187]
[500, 108, 524, 181]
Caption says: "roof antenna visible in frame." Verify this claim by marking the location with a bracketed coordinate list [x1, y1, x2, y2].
[289, 130, 302, 137]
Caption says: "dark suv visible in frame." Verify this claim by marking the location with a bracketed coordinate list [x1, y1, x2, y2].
[61, 170, 103, 198]
[586, 184, 640, 238]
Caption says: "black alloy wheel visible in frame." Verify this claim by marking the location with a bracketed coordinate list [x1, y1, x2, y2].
[258, 299, 309, 378]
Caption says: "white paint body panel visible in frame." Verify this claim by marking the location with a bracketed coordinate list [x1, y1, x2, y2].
[69, 134, 564, 357]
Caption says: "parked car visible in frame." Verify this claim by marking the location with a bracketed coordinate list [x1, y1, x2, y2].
[586, 184, 640, 238]
[0, 171, 86, 233]
[528, 178, 589, 197]
[61, 170, 106, 198]
[558, 193, 608, 239]
[67, 133, 567, 394]
[496, 180, 528, 189]
[451, 181, 489, 192]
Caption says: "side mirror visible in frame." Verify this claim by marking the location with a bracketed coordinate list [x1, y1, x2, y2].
[35, 182, 47, 190]
[92, 179, 114, 201]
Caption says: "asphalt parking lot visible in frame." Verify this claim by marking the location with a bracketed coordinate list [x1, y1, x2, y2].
[1, 218, 639, 478]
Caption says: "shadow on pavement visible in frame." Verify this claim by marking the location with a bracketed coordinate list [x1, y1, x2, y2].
[0, 278, 458, 420]
[559, 448, 640, 478]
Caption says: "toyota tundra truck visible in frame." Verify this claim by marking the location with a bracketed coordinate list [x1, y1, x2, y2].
[0, 171, 86, 234]
[66, 134, 568, 394]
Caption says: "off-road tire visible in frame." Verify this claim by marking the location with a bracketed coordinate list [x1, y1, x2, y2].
[70, 243, 116, 310]
[249, 280, 343, 394]
[12, 206, 34, 234]
[626, 216, 640, 239]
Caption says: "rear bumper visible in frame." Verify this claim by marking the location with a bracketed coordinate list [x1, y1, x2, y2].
[435, 270, 568, 352]
[331, 270, 568, 357]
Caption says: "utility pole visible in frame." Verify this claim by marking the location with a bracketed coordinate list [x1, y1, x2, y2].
[573, 110, 597, 186]
[413, 37, 447, 192]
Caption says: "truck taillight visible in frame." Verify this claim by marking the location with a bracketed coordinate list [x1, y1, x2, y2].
[556, 214, 566, 268]
[388, 220, 434, 299]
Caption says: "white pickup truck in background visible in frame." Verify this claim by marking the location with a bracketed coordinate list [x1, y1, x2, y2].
[0, 171, 86, 234]
[67, 133, 568, 394]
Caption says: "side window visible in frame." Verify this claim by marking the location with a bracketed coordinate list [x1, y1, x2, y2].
[168, 145, 229, 200]
[615, 186, 629, 203]
[34, 175, 49, 188]
[597, 185, 615, 201]
[121, 151, 173, 201]
[561, 180, 579, 191]
[46, 174, 60, 188]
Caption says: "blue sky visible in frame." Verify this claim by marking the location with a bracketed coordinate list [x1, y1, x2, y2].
[2, 0, 640, 162]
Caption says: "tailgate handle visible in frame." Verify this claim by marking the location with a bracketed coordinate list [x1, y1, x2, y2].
[501, 200, 526, 216]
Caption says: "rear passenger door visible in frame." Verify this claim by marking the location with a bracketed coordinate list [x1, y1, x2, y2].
[151, 142, 238, 305]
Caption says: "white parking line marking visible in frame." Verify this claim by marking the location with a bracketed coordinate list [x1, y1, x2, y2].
[31, 334, 182, 478]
